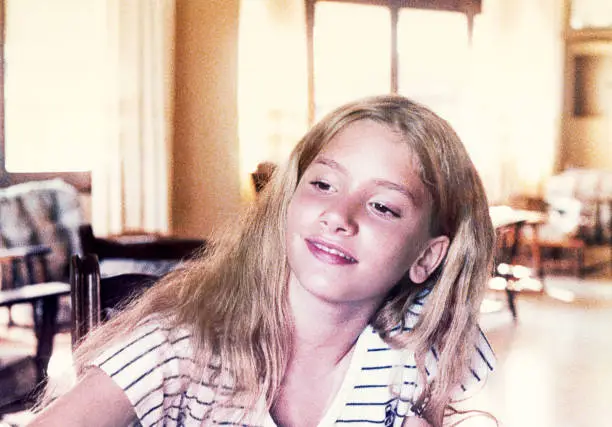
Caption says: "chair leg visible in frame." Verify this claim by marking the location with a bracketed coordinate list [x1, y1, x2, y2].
[578, 245, 585, 278]
[505, 287, 518, 320]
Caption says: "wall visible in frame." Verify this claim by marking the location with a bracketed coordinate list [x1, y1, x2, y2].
[171, 0, 242, 238]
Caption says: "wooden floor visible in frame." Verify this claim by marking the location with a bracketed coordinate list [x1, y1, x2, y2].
[465, 263, 612, 427]
[2, 264, 612, 427]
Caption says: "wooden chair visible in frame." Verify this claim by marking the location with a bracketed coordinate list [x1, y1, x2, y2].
[70, 254, 158, 348]
[0, 282, 69, 417]
[78, 224, 205, 264]
[0, 245, 63, 418]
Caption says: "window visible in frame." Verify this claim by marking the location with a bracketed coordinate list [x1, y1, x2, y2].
[0, 0, 103, 191]
[570, 0, 612, 29]
[238, 0, 479, 196]
[307, 0, 478, 123]
[313, 2, 390, 121]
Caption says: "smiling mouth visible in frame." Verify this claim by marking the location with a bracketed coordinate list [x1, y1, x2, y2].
[305, 239, 358, 264]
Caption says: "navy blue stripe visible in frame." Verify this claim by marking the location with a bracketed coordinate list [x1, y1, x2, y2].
[108, 333, 191, 378]
[479, 328, 494, 352]
[470, 368, 481, 382]
[361, 364, 415, 372]
[362, 365, 393, 371]
[139, 401, 163, 423]
[98, 326, 160, 367]
[476, 345, 494, 371]
[184, 392, 215, 407]
[431, 346, 439, 360]
[121, 357, 192, 392]
[354, 384, 387, 389]
[133, 382, 186, 407]
[346, 398, 395, 407]
[110, 340, 165, 377]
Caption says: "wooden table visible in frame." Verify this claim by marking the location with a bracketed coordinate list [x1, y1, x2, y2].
[490, 206, 547, 273]
[488, 206, 548, 318]
[0, 282, 70, 381]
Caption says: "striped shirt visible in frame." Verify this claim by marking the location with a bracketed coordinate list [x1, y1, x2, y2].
[93, 295, 495, 426]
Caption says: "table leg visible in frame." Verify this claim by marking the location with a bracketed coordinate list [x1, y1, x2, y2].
[33, 295, 59, 384]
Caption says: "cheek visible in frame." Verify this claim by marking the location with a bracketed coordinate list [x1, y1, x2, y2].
[369, 225, 424, 272]
[286, 192, 311, 238]
[287, 190, 320, 226]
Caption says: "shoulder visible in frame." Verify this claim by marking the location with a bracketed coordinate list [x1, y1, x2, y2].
[94, 315, 194, 375]
[365, 290, 495, 406]
[90, 316, 196, 425]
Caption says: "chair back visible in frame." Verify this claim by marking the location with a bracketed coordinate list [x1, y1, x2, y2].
[494, 221, 525, 272]
[70, 254, 158, 348]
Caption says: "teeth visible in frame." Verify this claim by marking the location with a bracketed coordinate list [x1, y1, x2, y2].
[313, 242, 355, 262]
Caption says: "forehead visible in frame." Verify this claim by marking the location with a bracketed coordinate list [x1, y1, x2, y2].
[314, 120, 429, 203]
[318, 119, 420, 171]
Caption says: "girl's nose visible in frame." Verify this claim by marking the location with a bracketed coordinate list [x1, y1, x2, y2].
[319, 197, 359, 235]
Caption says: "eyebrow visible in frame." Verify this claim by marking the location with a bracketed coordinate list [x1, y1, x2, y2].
[313, 156, 421, 204]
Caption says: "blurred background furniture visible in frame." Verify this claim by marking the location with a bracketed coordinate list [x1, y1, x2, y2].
[0, 179, 205, 419]
[0, 179, 82, 287]
[0, 245, 51, 326]
[533, 196, 586, 277]
[491, 219, 525, 320]
[0, 282, 70, 416]
[0, 180, 204, 318]
[0, 179, 206, 286]
[489, 206, 546, 319]
[251, 161, 277, 194]
[78, 224, 205, 278]
[70, 254, 157, 348]
[536, 169, 611, 276]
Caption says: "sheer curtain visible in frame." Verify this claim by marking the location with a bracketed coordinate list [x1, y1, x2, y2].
[464, 0, 564, 203]
[238, 0, 309, 198]
[92, 0, 175, 236]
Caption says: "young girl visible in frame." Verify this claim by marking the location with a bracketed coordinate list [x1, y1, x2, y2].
[30, 95, 496, 427]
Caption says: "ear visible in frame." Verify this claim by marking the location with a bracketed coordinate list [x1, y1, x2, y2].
[409, 235, 450, 284]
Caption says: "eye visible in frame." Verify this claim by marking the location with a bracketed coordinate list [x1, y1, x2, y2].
[370, 202, 400, 218]
[309, 180, 334, 193]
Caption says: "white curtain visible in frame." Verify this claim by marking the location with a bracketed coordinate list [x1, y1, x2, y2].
[238, 0, 309, 199]
[92, 0, 175, 236]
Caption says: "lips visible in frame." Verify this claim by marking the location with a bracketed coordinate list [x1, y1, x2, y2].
[305, 238, 358, 265]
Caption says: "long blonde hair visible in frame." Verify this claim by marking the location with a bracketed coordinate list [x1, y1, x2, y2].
[70, 95, 494, 426]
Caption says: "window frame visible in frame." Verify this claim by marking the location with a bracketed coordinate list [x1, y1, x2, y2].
[304, 0, 481, 124]
[0, 0, 91, 191]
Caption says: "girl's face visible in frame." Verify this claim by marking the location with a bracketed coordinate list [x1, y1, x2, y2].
[285, 119, 449, 309]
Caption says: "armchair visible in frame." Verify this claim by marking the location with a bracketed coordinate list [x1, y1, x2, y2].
[539, 169, 612, 276]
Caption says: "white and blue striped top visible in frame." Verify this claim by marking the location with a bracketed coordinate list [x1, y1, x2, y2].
[93, 295, 495, 426]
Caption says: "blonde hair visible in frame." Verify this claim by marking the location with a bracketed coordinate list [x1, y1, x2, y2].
[69, 95, 494, 426]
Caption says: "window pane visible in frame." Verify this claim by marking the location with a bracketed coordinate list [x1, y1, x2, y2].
[398, 9, 468, 128]
[4, 0, 105, 172]
[314, 3, 390, 120]
[570, 0, 612, 29]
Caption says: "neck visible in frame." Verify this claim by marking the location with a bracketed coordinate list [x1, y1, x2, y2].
[287, 275, 379, 366]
